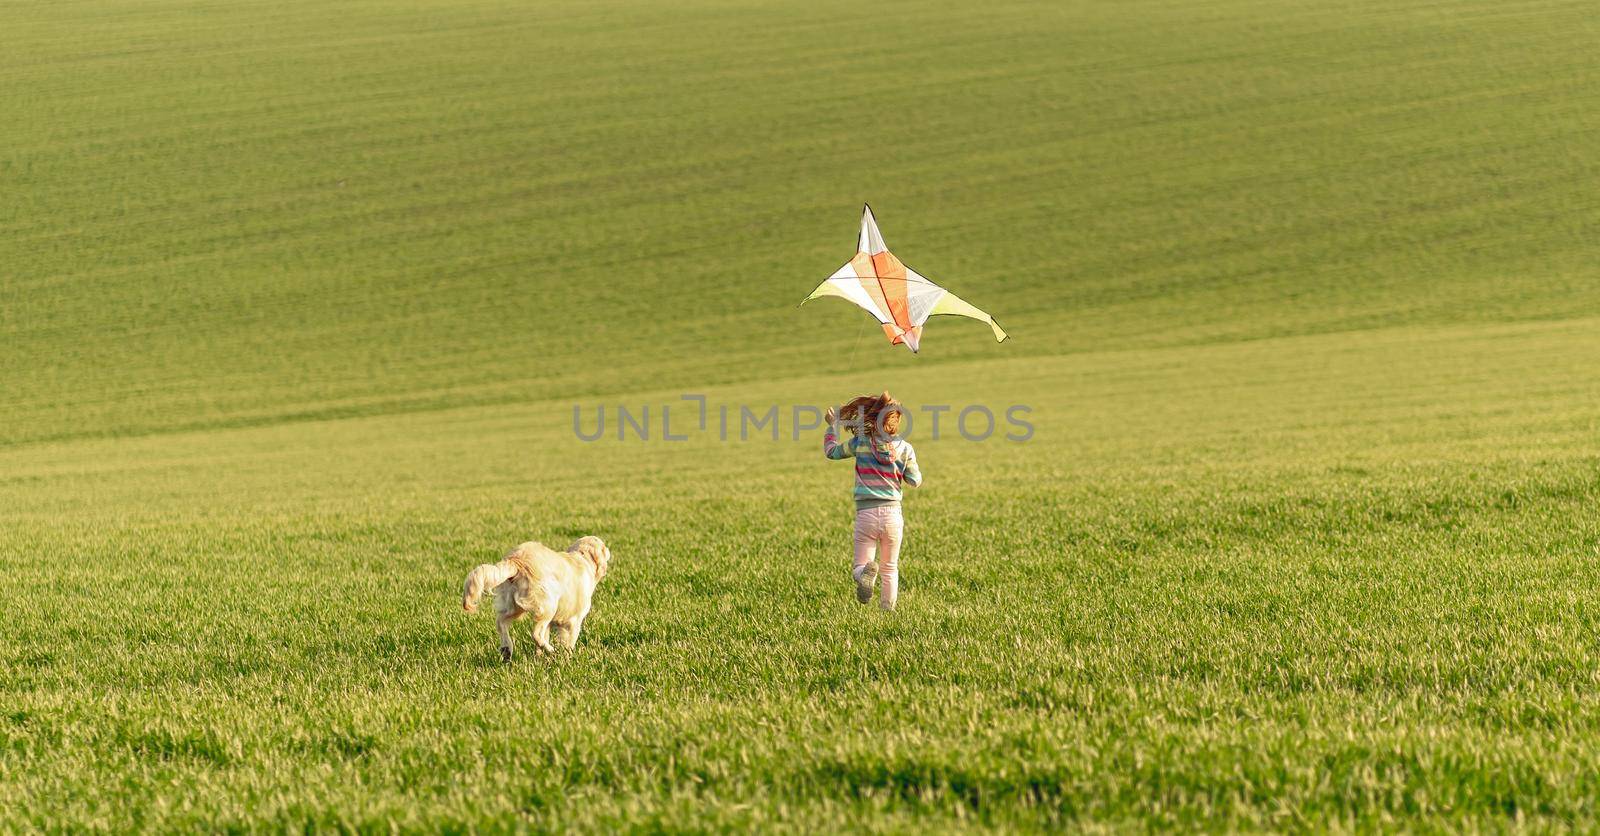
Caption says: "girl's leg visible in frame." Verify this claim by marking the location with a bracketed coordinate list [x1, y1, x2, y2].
[878, 507, 904, 611]
[852, 508, 880, 603]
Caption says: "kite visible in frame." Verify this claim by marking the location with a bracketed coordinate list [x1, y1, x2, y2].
[801, 204, 1007, 353]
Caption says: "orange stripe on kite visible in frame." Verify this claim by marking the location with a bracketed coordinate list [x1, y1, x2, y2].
[871, 251, 912, 329]
[853, 253, 896, 330]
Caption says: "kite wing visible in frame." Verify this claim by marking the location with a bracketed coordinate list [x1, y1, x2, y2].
[802, 204, 1006, 353]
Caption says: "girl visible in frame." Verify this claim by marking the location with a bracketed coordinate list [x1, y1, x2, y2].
[823, 391, 923, 611]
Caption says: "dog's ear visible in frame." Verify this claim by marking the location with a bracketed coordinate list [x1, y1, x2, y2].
[570, 536, 609, 578]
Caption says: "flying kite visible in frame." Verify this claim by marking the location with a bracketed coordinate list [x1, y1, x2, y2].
[801, 204, 1007, 353]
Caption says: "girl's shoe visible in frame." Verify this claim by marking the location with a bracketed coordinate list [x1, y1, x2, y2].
[853, 563, 878, 604]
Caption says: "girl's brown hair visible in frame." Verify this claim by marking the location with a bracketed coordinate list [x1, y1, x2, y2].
[838, 390, 903, 438]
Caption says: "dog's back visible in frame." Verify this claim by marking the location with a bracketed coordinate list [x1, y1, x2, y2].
[495, 542, 561, 614]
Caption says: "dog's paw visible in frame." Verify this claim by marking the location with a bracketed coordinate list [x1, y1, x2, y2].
[499, 647, 512, 664]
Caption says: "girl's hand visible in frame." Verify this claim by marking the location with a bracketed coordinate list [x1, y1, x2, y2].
[824, 406, 837, 425]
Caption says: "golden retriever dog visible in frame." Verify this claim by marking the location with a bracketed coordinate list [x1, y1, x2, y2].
[461, 536, 612, 661]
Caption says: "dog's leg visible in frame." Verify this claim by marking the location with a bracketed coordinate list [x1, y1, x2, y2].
[531, 618, 557, 655]
[561, 615, 584, 650]
[497, 612, 518, 663]
[563, 603, 591, 651]
[549, 621, 568, 650]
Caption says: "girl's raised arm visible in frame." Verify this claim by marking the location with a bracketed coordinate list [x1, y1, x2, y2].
[822, 407, 854, 460]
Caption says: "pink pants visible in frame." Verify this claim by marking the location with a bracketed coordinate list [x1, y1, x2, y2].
[854, 504, 903, 608]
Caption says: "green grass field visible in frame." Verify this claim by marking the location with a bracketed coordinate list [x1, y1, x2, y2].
[4, 0, 1600, 829]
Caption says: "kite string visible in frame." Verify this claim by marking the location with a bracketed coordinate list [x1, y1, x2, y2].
[847, 313, 868, 369]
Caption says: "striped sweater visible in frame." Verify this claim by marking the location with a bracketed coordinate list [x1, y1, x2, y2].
[823, 428, 923, 509]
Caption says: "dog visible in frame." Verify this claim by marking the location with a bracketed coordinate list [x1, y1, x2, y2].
[461, 536, 612, 661]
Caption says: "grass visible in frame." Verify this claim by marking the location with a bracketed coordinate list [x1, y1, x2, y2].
[3, 0, 1600, 830]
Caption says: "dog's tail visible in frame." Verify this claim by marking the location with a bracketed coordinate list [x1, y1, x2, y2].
[462, 560, 518, 613]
